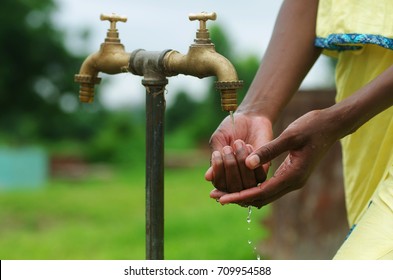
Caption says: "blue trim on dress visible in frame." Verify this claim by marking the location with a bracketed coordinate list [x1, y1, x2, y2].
[315, 33, 393, 51]
[345, 224, 357, 241]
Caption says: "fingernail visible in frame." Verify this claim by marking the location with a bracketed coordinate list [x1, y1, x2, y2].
[247, 154, 260, 167]
[246, 144, 254, 154]
[223, 146, 232, 155]
[212, 151, 221, 159]
[234, 140, 243, 151]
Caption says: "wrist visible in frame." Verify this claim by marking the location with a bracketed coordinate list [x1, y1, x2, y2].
[323, 101, 361, 140]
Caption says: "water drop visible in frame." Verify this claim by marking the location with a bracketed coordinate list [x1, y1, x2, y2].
[246, 206, 252, 224]
[229, 111, 236, 139]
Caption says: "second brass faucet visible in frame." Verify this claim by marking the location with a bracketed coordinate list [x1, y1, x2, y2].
[163, 12, 242, 112]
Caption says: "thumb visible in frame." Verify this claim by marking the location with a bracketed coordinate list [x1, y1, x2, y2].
[245, 135, 290, 169]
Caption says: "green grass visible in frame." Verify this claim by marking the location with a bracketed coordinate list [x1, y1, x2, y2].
[0, 164, 269, 260]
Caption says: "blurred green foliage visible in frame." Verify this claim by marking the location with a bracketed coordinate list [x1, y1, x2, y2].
[0, 0, 142, 165]
[0, 0, 85, 142]
[0, 166, 269, 259]
[85, 110, 146, 164]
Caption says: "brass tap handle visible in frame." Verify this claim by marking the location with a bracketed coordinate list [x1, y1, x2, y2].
[100, 13, 127, 30]
[189, 12, 216, 30]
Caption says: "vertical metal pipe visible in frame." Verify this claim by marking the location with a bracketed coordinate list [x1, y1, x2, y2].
[143, 78, 168, 260]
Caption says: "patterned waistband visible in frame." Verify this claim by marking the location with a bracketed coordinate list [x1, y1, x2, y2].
[315, 33, 393, 51]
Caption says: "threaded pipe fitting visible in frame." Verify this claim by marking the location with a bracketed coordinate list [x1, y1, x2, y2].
[215, 80, 243, 112]
[74, 74, 102, 103]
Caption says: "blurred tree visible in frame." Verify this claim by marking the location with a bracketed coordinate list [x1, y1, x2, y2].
[0, 0, 101, 143]
[165, 90, 199, 133]
[86, 111, 145, 164]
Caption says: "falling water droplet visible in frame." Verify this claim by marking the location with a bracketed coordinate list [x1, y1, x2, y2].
[229, 110, 236, 140]
[246, 206, 261, 260]
[247, 206, 252, 224]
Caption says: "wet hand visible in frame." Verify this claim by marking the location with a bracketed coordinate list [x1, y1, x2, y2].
[215, 110, 340, 207]
[205, 140, 266, 193]
[205, 113, 273, 193]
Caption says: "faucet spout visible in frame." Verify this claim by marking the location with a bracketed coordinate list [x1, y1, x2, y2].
[74, 13, 130, 103]
[163, 45, 243, 112]
[75, 45, 130, 103]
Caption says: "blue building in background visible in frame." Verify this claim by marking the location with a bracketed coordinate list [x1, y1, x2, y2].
[0, 147, 48, 190]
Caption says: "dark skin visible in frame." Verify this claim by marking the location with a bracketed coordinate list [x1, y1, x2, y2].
[205, 114, 271, 193]
[205, 0, 393, 208]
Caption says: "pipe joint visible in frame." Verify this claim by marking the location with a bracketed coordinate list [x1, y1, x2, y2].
[129, 49, 171, 83]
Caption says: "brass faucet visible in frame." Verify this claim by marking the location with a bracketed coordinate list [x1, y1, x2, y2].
[74, 13, 130, 103]
[163, 12, 243, 111]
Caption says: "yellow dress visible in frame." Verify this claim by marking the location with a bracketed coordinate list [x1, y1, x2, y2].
[316, 0, 393, 259]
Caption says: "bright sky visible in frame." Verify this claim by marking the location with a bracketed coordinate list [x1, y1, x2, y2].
[54, 0, 332, 109]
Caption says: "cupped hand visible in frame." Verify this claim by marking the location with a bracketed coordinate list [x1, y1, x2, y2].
[204, 112, 273, 193]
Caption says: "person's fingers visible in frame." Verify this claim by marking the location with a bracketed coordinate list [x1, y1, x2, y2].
[204, 166, 213, 181]
[218, 176, 282, 206]
[245, 144, 254, 154]
[233, 140, 257, 189]
[240, 187, 292, 208]
[222, 146, 243, 192]
[254, 167, 267, 183]
[246, 135, 291, 169]
[245, 144, 267, 184]
[211, 150, 227, 191]
[219, 154, 304, 206]
[210, 188, 227, 199]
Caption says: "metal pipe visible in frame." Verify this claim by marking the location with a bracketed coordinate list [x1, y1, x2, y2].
[129, 50, 169, 260]
[144, 79, 167, 260]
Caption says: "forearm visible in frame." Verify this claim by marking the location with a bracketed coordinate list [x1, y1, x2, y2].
[238, 0, 321, 123]
[327, 65, 393, 139]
